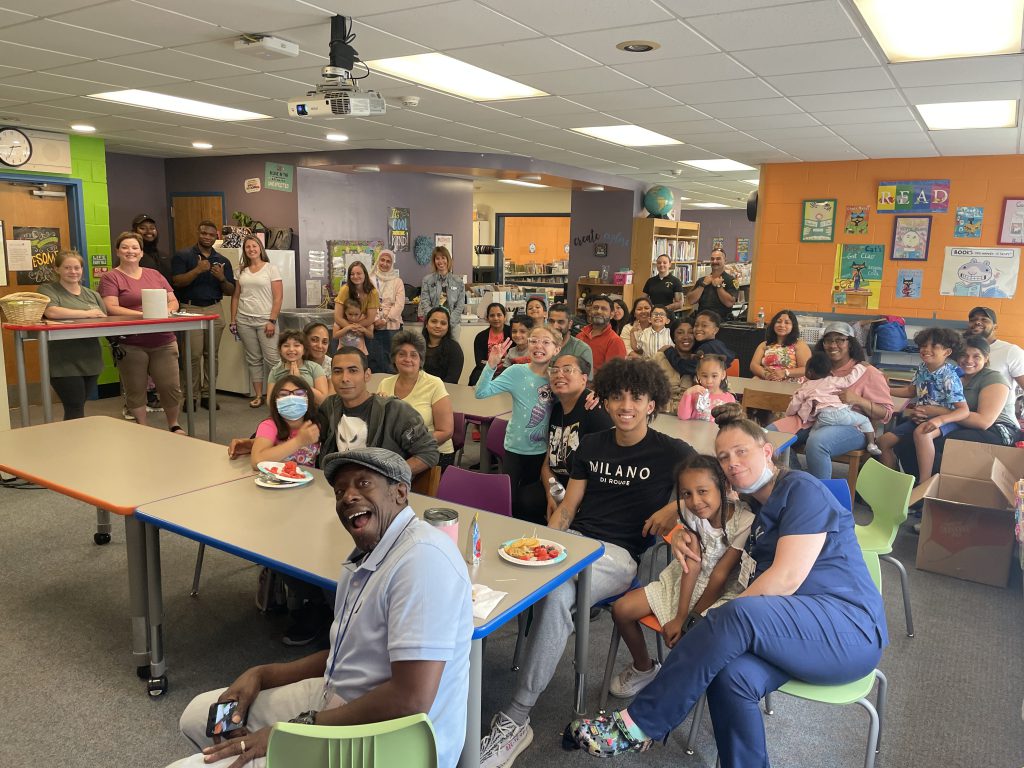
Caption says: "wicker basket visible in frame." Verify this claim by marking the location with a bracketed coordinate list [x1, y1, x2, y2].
[0, 292, 50, 324]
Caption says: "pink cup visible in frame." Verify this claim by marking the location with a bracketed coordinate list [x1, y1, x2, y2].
[424, 507, 460, 546]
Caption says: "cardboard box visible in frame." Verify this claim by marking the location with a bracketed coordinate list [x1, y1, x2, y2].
[909, 441, 1024, 587]
[613, 271, 633, 285]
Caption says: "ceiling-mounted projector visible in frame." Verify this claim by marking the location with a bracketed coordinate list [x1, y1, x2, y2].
[287, 15, 385, 118]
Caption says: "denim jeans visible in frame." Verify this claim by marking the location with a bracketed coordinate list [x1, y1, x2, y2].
[800, 424, 867, 479]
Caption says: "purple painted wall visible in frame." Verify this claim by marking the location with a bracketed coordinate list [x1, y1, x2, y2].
[568, 188, 642, 307]
[105, 152, 169, 247]
[297, 167, 473, 305]
[678, 208, 756, 263]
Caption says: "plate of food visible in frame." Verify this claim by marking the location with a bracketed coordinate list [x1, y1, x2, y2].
[256, 461, 313, 486]
[499, 537, 567, 567]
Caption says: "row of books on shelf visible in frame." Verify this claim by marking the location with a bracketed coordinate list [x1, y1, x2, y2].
[652, 238, 697, 262]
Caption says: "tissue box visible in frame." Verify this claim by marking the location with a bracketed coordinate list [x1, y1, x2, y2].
[613, 271, 633, 285]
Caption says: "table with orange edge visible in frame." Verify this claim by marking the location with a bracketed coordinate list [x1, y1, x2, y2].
[0, 416, 254, 694]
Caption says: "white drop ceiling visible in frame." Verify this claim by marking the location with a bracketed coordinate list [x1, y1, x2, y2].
[0, 0, 1021, 208]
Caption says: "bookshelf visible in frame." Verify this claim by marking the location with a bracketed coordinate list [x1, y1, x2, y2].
[630, 217, 701, 288]
[573, 278, 635, 317]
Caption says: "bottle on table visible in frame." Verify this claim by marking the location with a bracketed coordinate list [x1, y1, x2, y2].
[756, 307, 765, 329]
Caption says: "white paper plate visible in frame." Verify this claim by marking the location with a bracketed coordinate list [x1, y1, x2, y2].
[255, 474, 313, 489]
[256, 461, 313, 484]
[498, 538, 567, 567]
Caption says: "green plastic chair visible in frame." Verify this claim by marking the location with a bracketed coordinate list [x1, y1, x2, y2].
[686, 552, 888, 768]
[266, 713, 437, 768]
[854, 458, 915, 637]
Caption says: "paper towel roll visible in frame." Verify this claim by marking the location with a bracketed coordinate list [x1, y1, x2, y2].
[141, 289, 168, 319]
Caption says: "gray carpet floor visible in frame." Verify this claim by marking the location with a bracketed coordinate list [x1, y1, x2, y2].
[1, 393, 1022, 768]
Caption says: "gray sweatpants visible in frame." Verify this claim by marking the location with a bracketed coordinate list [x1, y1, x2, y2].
[507, 538, 636, 721]
[236, 313, 279, 387]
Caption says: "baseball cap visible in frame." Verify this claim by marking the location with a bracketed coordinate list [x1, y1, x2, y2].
[131, 213, 156, 228]
[968, 306, 996, 323]
[322, 447, 412, 488]
[821, 321, 856, 338]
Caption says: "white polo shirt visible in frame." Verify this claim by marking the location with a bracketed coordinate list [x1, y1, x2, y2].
[988, 339, 1024, 406]
[323, 506, 473, 768]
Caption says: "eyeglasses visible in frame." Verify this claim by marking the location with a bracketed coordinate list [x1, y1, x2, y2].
[547, 365, 581, 376]
[276, 388, 308, 398]
[528, 337, 556, 347]
[821, 336, 849, 347]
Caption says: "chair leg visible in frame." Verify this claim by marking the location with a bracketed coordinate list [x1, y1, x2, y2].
[190, 543, 205, 597]
[856, 696, 880, 768]
[685, 693, 707, 755]
[763, 691, 774, 715]
[874, 669, 888, 754]
[598, 625, 621, 712]
[511, 610, 529, 671]
[881, 554, 914, 637]
[846, 458, 861, 504]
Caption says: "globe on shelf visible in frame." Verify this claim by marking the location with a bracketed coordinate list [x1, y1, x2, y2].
[643, 185, 674, 219]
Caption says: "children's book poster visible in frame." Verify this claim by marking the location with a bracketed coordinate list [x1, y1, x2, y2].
[896, 269, 922, 299]
[940, 246, 1018, 298]
[954, 206, 983, 238]
[326, 240, 386, 298]
[801, 199, 836, 242]
[832, 243, 884, 309]
[844, 205, 869, 234]
[736, 238, 750, 262]
[711, 236, 724, 251]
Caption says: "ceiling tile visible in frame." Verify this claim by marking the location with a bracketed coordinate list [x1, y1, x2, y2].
[720, 112, 820, 129]
[694, 98, 800, 119]
[41, 60, 185, 88]
[447, 38, 596, 76]
[732, 38, 879, 76]
[931, 128, 1019, 155]
[601, 104, 708, 124]
[277, 21, 430, 61]
[0, 65, 31, 79]
[143, 0, 330, 30]
[570, 88, 678, 111]
[767, 67, 893, 97]
[521, 67, 644, 96]
[661, 0, 808, 15]
[0, 0, 109, 13]
[901, 81, 1024, 105]
[687, 0, 859, 51]
[744, 125, 837, 141]
[0, 9, 34, 27]
[890, 55, 1024, 88]
[361, 0, 538, 49]
[791, 89, 906, 112]
[789, 145, 865, 161]
[0, 19, 157, 58]
[659, 78, 779, 104]
[52, 1, 227, 47]
[815, 106, 916, 126]
[0, 71, 117, 96]
[171, 39, 326, 73]
[641, 118, 734, 136]
[528, 111, 615, 129]
[554, 20, 716, 64]
[200, 72, 314, 101]
[107, 49, 254, 80]
[480, 0, 672, 36]
[613, 53, 752, 86]
[486, 95, 596, 118]
[830, 121, 925, 139]
[849, 136, 938, 156]
[0, 81, 74, 102]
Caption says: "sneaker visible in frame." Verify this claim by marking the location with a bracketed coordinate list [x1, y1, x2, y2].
[282, 606, 322, 646]
[609, 661, 661, 698]
[866, 443, 881, 456]
[199, 397, 221, 411]
[147, 391, 163, 412]
[480, 713, 533, 768]
[122, 406, 135, 421]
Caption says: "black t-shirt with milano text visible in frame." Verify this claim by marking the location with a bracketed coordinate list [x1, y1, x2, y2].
[570, 428, 694, 559]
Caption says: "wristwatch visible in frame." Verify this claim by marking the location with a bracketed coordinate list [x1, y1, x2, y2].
[289, 710, 318, 726]
[268, 318, 278, 325]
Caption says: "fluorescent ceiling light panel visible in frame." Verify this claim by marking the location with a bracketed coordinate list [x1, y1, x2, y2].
[691, 202, 729, 208]
[916, 99, 1018, 130]
[853, 0, 1024, 62]
[498, 179, 548, 188]
[88, 90, 270, 121]
[191, 141, 213, 149]
[366, 53, 547, 101]
[573, 125, 681, 147]
[678, 159, 755, 172]
[325, 133, 349, 142]
[70, 124, 96, 132]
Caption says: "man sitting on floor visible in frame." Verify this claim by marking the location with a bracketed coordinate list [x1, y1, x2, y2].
[167, 448, 473, 768]
[479, 357, 694, 768]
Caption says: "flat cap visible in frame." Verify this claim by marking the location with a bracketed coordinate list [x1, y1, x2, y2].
[322, 447, 412, 487]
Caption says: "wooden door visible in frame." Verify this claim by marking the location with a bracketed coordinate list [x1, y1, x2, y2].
[0, 181, 72, 386]
[171, 195, 224, 251]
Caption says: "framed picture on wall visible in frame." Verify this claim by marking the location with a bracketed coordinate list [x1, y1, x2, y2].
[891, 216, 931, 260]
[434, 233, 453, 253]
[997, 198, 1024, 244]
[800, 199, 836, 242]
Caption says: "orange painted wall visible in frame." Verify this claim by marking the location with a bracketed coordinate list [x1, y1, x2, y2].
[752, 155, 1024, 346]
[503, 215, 569, 265]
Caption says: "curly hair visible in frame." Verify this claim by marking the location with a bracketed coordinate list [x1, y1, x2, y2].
[390, 329, 426, 366]
[913, 326, 963, 358]
[592, 357, 671, 422]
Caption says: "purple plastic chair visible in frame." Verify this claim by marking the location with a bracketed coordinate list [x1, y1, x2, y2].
[451, 412, 468, 467]
[484, 417, 508, 473]
[436, 466, 512, 518]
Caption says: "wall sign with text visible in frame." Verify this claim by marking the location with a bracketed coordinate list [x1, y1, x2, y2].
[876, 179, 949, 213]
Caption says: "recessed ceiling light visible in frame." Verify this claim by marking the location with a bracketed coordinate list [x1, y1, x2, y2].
[616, 40, 660, 53]
[70, 123, 96, 132]
[498, 179, 547, 188]
[853, 0, 1024, 62]
[691, 202, 729, 208]
[916, 99, 1018, 130]
[325, 132, 349, 142]
[89, 89, 270, 121]
[366, 53, 547, 101]
[581, 185, 605, 192]
[353, 165, 380, 173]
[741, 179, 760, 185]
[678, 159, 756, 172]
[573, 125, 681, 147]
[191, 141, 213, 149]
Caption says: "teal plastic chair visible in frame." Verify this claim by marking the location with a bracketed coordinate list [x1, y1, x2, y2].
[854, 458, 915, 637]
[266, 713, 437, 768]
[686, 552, 888, 768]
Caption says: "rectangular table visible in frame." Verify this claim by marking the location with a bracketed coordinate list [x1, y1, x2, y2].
[0, 416, 255, 685]
[652, 412, 797, 459]
[369, 372, 512, 472]
[5, 313, 220, 440]
[134, 476, 603, 767]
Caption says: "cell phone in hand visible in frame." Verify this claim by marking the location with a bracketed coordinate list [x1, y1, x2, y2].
[206, 699, 247, 738]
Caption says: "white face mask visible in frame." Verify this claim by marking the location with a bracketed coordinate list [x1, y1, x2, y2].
[733, 459, 774, 494]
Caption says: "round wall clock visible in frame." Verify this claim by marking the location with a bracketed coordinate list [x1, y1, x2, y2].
[0, 127, 32, 167]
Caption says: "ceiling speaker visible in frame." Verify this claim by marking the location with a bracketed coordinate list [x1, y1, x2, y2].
[746, 189, 758, 222]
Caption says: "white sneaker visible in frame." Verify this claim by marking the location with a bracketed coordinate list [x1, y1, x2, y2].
[122, 406, 135, 421]
[866, 443, 882, 456]
[480, 712, 533, 768]
[609, 661, 661, 698]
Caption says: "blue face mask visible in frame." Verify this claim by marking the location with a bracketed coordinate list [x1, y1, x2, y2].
[733, 461, 774, 495]
[276, 394, 308, 420]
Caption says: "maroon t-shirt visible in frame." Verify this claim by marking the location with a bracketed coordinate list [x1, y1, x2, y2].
[99, 268, 176, 347]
